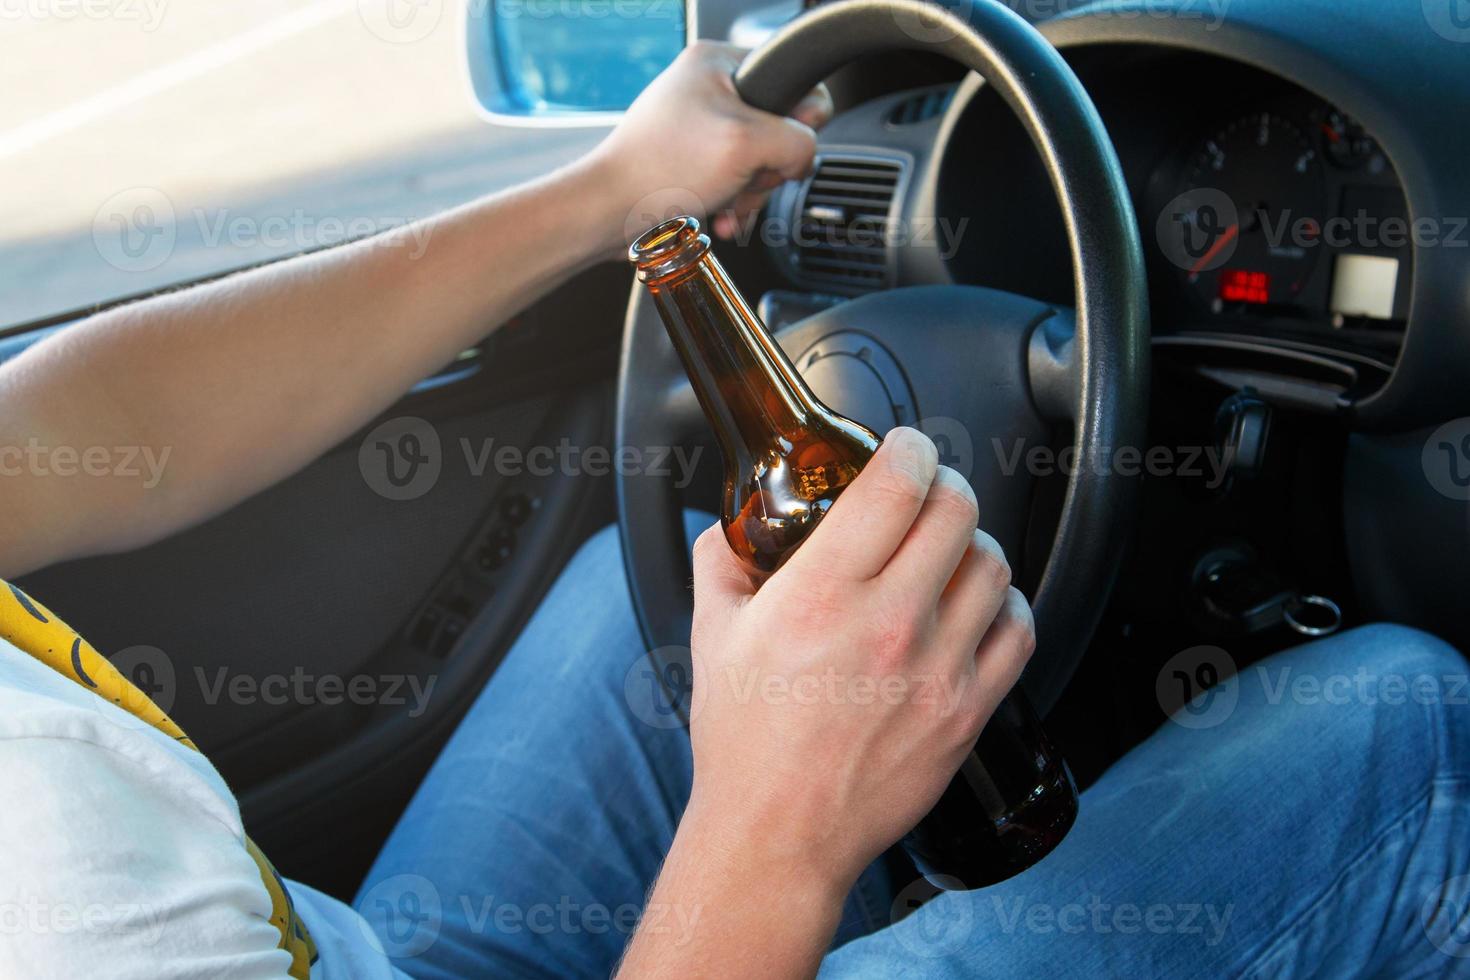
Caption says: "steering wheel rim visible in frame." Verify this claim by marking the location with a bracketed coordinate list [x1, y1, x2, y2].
[616, 0, 1149, 716]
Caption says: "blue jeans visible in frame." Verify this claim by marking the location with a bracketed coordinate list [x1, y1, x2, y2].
[356, 517, 1470, 977]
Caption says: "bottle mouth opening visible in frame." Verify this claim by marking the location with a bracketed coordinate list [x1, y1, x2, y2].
[629, 215, 710, 282]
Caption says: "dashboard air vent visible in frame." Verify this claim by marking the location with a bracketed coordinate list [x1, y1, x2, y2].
[887, 86, 955, 126]
[791, 156, 904, 291]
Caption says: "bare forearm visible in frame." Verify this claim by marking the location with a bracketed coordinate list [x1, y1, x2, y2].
[617, 798, 848, 978]
[0, 153, 626, 578]
[0, 42, 829, 579]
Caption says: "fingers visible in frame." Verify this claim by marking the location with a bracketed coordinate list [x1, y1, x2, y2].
[879, 465, 979, 601]
[791, 83, 834, 130]
[679, 41, 829, 241]
[935, 528, 1013, 652]
[972, 587, 1037, 715]
[782, 427, 938, 584]
[745, 112, 819, 183]
[712, 172, 788, 239]
[711, 211, 747, 240]
[695, 40, 831, 133]
[711, 201, 760, 240]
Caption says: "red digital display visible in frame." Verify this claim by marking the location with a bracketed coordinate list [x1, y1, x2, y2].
[1219, 269, 1271, 305]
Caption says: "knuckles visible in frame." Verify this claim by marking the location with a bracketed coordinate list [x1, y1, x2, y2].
[971, 534, 1012, 593]
[870, 623, 917, 678]
[865, 600, 926, 676]
[676, 39, 729, 75]
[947, 687, 989, 746]
[713, 115, 759, 174]
[690, 524, 727, 570]
[929, 475, 979, 532]
[869, 467, 931, 511]
[779, 574, 856, 637]
[1009, 588, 1038, 659]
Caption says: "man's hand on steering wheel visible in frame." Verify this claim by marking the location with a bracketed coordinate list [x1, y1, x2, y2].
[587, 41, 833, 253]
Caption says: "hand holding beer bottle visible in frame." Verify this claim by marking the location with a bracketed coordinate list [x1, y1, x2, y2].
[630, 216, 1077, 890]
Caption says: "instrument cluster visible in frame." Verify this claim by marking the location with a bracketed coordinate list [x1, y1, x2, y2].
[934, 48, 1415, 350]
[1147, 93, 1412, 333]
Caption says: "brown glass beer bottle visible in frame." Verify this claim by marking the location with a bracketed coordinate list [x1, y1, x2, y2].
[629, 215, 1077, 889]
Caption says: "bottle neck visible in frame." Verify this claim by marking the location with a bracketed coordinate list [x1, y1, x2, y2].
[643, 251, 818, 454]
[650, 255, 818, 451]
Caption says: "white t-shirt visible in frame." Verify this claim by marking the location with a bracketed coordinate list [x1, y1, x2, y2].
[0, 637, 398, 979]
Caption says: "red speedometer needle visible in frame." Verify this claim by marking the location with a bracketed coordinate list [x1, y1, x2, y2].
[1189, 223, 1239, 276]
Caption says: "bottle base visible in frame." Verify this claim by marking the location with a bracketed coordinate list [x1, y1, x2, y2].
[902, 760, 1079, 891]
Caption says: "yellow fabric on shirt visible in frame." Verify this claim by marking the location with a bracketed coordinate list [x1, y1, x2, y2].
[0, 580, 317, 978]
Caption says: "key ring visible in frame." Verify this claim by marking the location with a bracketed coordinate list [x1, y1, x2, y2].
[1284, 595, 1342, 637]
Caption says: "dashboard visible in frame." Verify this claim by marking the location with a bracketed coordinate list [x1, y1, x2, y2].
[736, 0, 1470, 725]
[762, 0, 1470, 429]
[938, 47, 1410, 334]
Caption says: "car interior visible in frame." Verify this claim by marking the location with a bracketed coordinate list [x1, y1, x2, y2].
[4, 0, 1468, 908]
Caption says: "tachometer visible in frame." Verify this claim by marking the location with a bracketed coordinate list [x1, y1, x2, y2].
[1161, 113, 1328, 313]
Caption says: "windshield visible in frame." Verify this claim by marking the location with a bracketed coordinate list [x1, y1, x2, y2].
[0, 0, 604, 328]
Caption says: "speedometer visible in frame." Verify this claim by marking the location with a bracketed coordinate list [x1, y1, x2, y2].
[1163, 113, 1328, 313]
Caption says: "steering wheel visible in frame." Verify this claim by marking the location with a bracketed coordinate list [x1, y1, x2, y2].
[616, 0, 1148, 716]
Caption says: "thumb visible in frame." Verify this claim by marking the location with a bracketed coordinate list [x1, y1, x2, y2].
[691, 522, 755, 626]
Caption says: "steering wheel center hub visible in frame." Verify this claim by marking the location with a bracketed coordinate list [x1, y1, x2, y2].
[795, 330, 917, 432]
